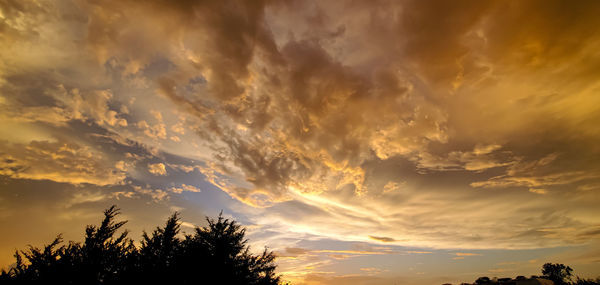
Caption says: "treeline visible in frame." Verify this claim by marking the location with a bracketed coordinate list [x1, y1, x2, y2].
[469, 263, 600, 285]
[541, 263, 600, 285]
[0, 206, 282, 284]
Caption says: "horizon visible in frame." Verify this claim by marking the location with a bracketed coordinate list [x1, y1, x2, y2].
[1, 1, 599, 284]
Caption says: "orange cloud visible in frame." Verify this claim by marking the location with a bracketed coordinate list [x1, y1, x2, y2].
[148, 163, 167, 176]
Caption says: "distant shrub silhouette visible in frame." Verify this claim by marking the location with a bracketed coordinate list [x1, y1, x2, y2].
[0, 206, 281, 285]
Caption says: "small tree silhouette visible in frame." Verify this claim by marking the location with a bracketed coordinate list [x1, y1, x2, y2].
[0, 206, 282, 285]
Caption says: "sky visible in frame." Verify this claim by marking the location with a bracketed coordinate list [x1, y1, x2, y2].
[1, 0, 600, 284]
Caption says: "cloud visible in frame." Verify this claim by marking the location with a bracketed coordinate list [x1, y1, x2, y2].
[327, 254, 353, 260]
[451, 252, 481, 260]
[528, 188, 548, 195]
[488, 268, 513, 273]
[369, 236, 396, 243]
[110, 191, 136, 200]
[132, 185, 169, 202]
[65, 191, 109, 207]
[0, 84, 129, 129]
[405, 251, 433, 254]
[169, 184, 201, 194]
[416, 144, 514, 172]
[360, 267, 387, 275]
[313, 249, 391, 256]
[286, 247, 311, 255]
[577, 183, 600, 192]
[137, 120, 167, 140]
[148, 163, 167, 176]
[277, 246, 395, 260]
[0, 140, 125, 186]
[452, 252, 482, 257]
[382, 182, 404, 193]
[476, 171, 600, 189]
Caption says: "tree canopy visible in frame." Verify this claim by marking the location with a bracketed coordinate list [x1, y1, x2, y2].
[0, 206, 282, 285]
[542, 263, 574, 285]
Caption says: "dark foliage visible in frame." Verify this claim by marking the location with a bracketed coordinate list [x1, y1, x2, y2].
[0, 206, 281, 285]
[538, 263, 600, 285]
[542, 263, 574, 285]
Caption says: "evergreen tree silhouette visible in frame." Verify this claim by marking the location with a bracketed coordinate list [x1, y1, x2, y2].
[77, 206, 136, 284]
[0, 206, 282, 285]
[137, 212, 182, 283]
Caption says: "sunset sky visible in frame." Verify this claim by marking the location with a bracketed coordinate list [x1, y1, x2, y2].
[1, 0, 600, 284]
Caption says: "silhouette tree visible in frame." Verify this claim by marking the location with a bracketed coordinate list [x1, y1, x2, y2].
[78, 206, 136, 284]
[179, 212, 280, 284]
[137, 212, 182, 283]
[0, 206, 282, 285]
[12, 236, 64, 282]
[542, 263, 573, 285]
[538, 263, 600, 285]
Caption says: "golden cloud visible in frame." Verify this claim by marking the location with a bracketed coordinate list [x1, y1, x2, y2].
[2, 0, 600, 255]
[148, 163, 167, 176]
[0, 140, 125, 186]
